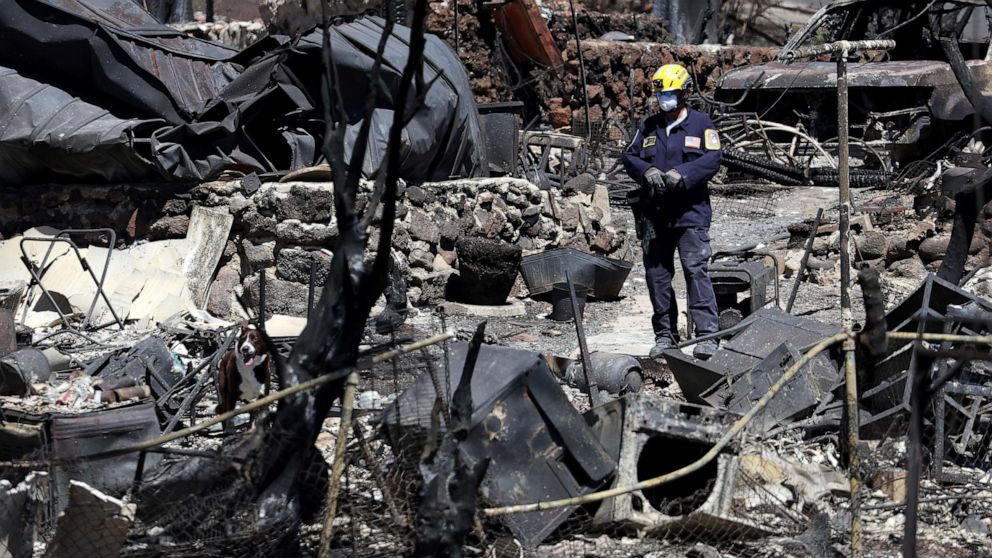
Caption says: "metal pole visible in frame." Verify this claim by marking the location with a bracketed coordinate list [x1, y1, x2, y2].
[258, 269, 266, 332]
[933, 383, 946, 482]
[904, 350, 932, 558]
[567, 0, 591, 140]
[931, 323, 954, 484]
[838, 44, 852, 333]
[786, 207, 824, 313]
[837, 43, 863, 558]
[319, 371, 359, 557]
[566, 270, 601, 407]
[780, 46, 893, 558]
[453, 0, 459, 53]
[308, 259, 317, 322]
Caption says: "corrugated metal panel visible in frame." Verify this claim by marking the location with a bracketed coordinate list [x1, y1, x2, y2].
[40, 0, 238, 116]
[0, 65, 158, 183]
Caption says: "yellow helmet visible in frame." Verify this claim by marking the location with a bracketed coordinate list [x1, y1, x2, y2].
[652, 64, 692, 93]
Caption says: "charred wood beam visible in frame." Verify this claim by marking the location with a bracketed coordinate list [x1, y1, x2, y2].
[939, 38, 992, 126]
[856, 268, 888, 360]
[134, 3, 430, 544]
[936, 167, 992, 284]
[856, 268, 888, 405]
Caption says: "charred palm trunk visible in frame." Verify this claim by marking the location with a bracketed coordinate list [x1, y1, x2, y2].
[134, 1, 429, 549]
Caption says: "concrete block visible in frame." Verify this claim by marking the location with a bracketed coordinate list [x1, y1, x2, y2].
[183, 205, 234, 308]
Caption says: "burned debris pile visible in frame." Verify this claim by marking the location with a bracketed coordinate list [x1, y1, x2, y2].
[0, 0, 485, 185]
[714, 1, 992, 190]
[0, 177, 629, 316]
[3, 0, 992, 557]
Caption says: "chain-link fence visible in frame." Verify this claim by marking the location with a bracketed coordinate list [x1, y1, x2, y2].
[4, 304, 992, 557]
[709, 182, 780, 220]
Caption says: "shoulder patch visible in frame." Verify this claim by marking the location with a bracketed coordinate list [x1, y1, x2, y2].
[704, 129, 721, 150]
[642, 135, 657, 148]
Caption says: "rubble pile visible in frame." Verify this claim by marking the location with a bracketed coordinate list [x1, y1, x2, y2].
[425, 0, 508, 103]
[0, 177, 629, 317]
[174, 18, 266, 49]
[424, 0, 775, 128]
[778, 196, 992, 305]
[3, 0, 992, 557]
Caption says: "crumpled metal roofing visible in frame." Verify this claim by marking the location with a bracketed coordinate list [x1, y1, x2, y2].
[0, 0, 486, 185]
[0, 65, 159, 183]
[0, 0, 239, 124]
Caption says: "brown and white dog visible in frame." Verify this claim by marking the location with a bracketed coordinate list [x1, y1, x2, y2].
[216, 323, 272, 428]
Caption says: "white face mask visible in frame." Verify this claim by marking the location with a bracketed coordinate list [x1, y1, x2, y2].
[657, 92, 679, 112]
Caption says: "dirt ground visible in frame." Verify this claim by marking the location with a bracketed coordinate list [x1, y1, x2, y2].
[428, 185, 868, 365]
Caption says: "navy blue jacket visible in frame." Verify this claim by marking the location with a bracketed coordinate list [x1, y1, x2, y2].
[622, 108, 723, 229]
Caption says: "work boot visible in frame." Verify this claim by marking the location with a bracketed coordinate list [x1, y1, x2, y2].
[649, 335, 677, 359]
[692, 339, 719, 360]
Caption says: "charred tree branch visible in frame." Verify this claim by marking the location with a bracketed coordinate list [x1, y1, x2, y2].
[414, 322, 491, 557]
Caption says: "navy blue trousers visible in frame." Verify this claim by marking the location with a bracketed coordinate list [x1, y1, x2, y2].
[643, 226, 719, 340]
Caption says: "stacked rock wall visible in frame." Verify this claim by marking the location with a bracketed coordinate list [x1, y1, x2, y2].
[0, 177, 629, 319]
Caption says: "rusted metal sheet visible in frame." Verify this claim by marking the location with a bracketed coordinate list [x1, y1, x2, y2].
[493, 0, 563, 69]
[719, 60, 992, 90]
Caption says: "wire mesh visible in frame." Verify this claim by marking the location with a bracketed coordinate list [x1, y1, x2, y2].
[710, 182, 781, 220]
[571, 118, 631, 180]
[852, 305, 992, 556]
[7, 312, 992, 556]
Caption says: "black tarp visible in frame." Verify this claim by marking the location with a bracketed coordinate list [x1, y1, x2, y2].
[0, 0, 486, 184]
[0, 65, 161, 183]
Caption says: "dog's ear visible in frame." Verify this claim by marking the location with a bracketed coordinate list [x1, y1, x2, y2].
[237, 319, 253, 331]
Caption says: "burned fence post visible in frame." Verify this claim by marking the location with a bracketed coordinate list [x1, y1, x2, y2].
[413, 322, 490, 557]
[786, 207, 823, 314]
[319, 371, 359, 557]
[566, 270, 602, 407]
[783, 39, 896, 558]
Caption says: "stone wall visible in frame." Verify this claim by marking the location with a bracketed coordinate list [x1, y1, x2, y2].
[538, 41, 779, 130]
[0, 177, 629, 320]
[423, 1, 779, 129]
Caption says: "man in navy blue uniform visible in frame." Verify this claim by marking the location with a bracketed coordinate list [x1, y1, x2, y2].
[623, 63, 722, 360]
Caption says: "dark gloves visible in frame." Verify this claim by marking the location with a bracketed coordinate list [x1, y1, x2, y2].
[644, 167, 666, 196]
[662, 171, 685, 191]
[644, 167, 684, 197]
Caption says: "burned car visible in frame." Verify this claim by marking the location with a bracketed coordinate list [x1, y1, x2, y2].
[714, 0, 992, 187]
